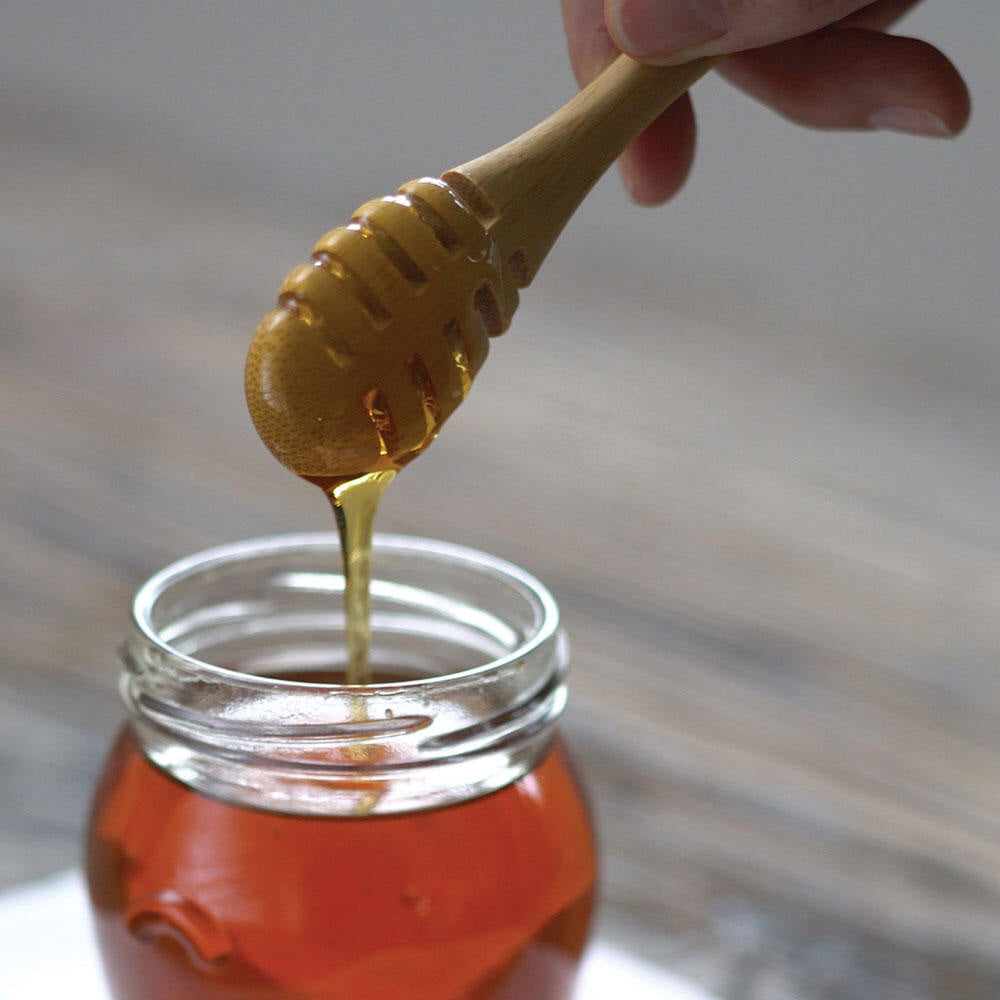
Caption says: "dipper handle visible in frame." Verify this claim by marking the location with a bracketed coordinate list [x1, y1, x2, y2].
[246, 56, 716, 487]
[443, 55, 716, 287]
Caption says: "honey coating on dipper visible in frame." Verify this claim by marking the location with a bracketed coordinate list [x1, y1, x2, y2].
[245, 177, 517, 488]
[245, 178, 517, 682]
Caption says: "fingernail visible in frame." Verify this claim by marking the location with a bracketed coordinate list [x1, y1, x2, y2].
[868, 106, 952, 137]
[613, 0, 730, 59]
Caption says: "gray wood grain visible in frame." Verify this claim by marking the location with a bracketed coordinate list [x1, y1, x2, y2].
[4, 26, 1000, 997]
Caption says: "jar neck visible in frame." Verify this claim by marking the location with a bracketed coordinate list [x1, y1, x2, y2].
[121, 533, 568, 816]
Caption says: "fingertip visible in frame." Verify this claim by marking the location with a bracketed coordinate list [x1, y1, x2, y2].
[865, 35, 971, 137]
[618, 94, 697, 205]
[608, 0, 729, 63]
[719, 30, 971, 137]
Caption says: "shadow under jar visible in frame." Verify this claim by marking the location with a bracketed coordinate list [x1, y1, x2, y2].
[86, 533, 596, 1000]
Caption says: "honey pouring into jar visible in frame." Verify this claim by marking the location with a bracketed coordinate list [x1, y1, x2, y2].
[245, 54, 716, 683]
[87, 53, 718, 1000]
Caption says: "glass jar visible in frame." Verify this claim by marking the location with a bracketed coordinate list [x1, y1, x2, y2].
[85, 533, 596, 999]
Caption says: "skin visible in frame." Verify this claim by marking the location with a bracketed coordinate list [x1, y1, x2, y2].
[560, 0, 971, 204]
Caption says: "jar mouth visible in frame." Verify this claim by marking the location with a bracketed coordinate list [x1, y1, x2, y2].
[132, 532, 560, 690]
[123, 534, 568, 815]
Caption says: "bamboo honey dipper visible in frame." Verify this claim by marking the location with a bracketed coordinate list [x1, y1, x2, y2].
[246, 56, 715, 487]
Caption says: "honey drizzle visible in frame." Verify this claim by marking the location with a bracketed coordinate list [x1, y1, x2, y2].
[328, 470, 397, 685]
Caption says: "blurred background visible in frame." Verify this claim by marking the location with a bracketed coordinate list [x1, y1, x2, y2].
[2, 2, 999, 997]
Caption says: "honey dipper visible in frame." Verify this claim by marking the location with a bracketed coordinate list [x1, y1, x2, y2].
[246, 55, 715, 487]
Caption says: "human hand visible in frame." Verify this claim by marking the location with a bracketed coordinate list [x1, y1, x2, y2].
[560, 0, 970, 204]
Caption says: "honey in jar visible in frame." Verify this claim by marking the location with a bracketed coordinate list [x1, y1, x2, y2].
[85, 534, 596, 998]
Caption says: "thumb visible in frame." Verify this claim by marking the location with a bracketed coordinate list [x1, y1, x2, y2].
[607, 0, 874, 62]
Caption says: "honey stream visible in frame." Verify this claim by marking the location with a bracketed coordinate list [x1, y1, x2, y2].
[245, 177, 511, 687]
[327, 470, 397, 685]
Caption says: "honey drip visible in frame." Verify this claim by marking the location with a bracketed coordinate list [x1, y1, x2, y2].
[328, 470, 396, 685]
[245, 179, 517, 687]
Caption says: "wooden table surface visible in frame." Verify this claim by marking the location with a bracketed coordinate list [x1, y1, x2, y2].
[3, 5, 999, 997]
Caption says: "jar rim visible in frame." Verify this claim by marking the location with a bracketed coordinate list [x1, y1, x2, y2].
[124, 532, 569, 815]
[131, 531, 560, 690]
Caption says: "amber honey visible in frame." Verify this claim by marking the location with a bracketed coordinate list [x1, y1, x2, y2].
[88, 727, 595, 999]
[86, 534, 592, 998]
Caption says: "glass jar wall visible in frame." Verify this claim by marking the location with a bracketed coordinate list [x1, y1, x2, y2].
[86, 534, 596, 999]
